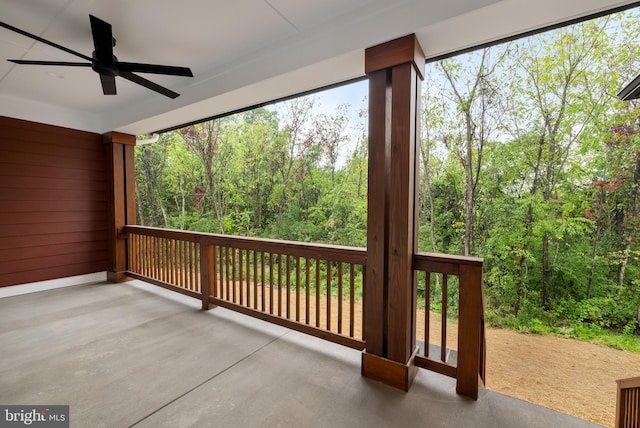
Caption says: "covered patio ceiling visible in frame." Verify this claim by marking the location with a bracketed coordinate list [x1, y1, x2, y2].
[0, 0, 637, 136]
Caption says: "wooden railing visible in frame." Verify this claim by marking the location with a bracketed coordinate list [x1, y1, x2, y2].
[127, 227, 202, 299]
[617, 377, 640, 428]
[125, 225, 365, 349]
[413, 252, 486, 399]
[124, 226, 485, 397]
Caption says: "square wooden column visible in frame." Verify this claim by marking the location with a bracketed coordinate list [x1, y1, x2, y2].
[362, 34, 424, 391]
[104, 131, 136, 283]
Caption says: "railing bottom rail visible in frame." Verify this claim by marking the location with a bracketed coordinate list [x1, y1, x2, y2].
[209, 297, 365, 350]
[126, 271, 201, 300]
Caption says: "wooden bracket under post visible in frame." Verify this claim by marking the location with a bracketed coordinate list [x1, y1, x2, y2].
[104, 131, 136, 283]
[362, 34, 425, 391]
[362, 346, 420, 391]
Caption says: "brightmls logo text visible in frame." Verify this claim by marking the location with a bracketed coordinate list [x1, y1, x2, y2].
[0, 406, 68, 428]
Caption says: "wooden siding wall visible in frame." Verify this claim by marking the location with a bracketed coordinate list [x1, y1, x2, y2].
[0, 116, 109, 287]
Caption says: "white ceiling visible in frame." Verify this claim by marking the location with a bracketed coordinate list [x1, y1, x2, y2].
[0, 0, 636, 135]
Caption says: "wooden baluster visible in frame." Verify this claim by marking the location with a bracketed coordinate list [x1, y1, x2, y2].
[158, 238, 163, 283]
[239, 249, 244, 305]
[158, 238, 167, 282]
[246, 249, 251, 307]
[152, 236, 157, 279]
[214, 244, 220, 298]
[183, 240, 188, 289]
[166, 238, 171, 284]
[269, 253, 274, 314]
[151, 236, 155, 278]
[169, 239, 173, 284]
[190, 241, 194, 290]
[143, 235, 148, 277]
[138, 234, 142, 274]
[315, 259, 321, 328]
[350, 264, 355, 338]
[129, 234, 135, 273]
[224, 247, 235, 301]
[221, 246, 226, 299]
[253, 250, 258, 309]
[166, 239, 171, 284]
[128, 234, 134, 273]
[441, 273, 448, 362]
[157, 237, 163, 281]
[175, 240, 180, 287]
[219, 246, 224, 299]
[145, 236, 150, 278]
[277, 254, 282, 317]
[232, 247, 237, 303]
[295, 256, 300, 322]
[195, 242, 201, 292]
[338, 262, 343, 334]
[425, 271, 431, 357]
[305, 258, 310, 325]
[326, 261, 331, 331]
[286, 255, 291, 319]
[158, 237, 163, 282]
[174, 239, 179, 286]
[173, 239, 179, 286]
[261, 252, 266, 312]
[194, 242, 199, 291]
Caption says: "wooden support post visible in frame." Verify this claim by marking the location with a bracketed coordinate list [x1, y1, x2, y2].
[362, 34, 424, 391]
[200, 241, 216, 310]
[457, 263, 484, 399]
[104, 131, 136, 283]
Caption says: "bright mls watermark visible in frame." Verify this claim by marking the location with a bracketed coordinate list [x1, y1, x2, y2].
[0, 406, 68, 427]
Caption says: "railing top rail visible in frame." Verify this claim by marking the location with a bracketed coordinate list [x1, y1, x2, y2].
[617, 376, 640, 389]
[124, 225, 367, 264]
[124, 226, 485, 268]
[414, 251, 483, 267]
[124, 225, 200, 242]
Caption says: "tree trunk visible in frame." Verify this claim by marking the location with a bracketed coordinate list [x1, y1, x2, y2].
[420, 141, 438, 253]
[542, 231, 551, 310]
[135, 186, 145, 226]
[463, 112, 474, 256]
[587, 222, 601, 299]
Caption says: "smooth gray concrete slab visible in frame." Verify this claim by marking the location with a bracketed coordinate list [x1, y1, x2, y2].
[0, 281, 602, 428]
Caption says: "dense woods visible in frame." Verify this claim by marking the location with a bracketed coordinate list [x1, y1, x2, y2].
[136, 10, 640, 343]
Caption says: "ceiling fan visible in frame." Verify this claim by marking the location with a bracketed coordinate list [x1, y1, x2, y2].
[0, 15, 193, 99]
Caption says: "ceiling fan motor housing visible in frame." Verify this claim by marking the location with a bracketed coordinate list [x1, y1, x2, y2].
[91, 52, 119, 76]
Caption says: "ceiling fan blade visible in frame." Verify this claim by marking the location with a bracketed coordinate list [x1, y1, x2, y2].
[0, 21, 94, 62]
[8, 59, 91, 67]
[120, 71, 180, 98]
[117, 62, 193, 77]
[89, 15, 114, 66]
[100, 74, 117, 95]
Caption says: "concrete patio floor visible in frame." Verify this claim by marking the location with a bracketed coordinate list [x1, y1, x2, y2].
[0, 280, 601, 428]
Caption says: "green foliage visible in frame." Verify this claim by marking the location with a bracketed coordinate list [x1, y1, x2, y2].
[136, 9, 640, 351]
[561, 297, 636, 330]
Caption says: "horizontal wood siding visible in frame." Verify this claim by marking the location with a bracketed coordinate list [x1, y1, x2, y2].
[0, 116, 109, 287]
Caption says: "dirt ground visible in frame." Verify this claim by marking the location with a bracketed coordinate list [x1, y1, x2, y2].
[314, 296, 640, 427]
[485, 327, 640, 427]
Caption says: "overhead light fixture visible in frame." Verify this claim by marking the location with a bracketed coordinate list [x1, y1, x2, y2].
[617, 73, 640, 101]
